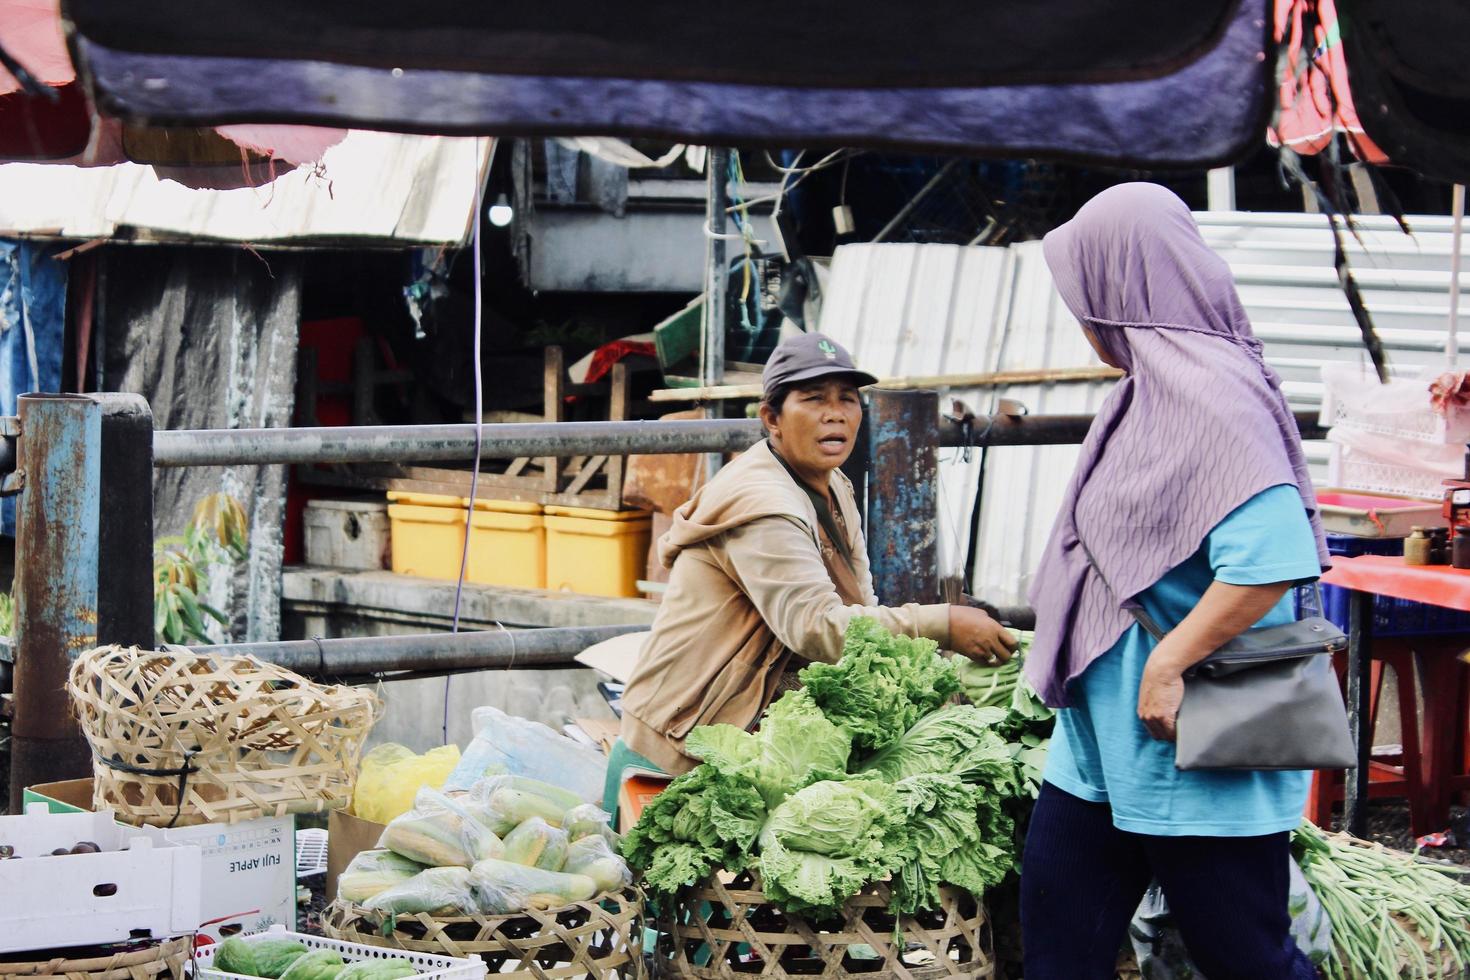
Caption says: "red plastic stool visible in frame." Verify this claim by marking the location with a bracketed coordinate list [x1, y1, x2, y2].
[1305, 645, 1427, 834]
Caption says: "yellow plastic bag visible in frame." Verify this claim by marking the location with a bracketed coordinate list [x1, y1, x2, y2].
[352, 743, 462, 824]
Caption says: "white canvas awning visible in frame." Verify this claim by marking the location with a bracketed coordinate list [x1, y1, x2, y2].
[0, 130, 489, 246]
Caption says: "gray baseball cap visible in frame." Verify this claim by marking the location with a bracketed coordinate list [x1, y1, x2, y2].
[761, 333, 879, 403]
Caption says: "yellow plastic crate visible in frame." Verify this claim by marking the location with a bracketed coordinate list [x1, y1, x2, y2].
[467, 508, 546, 589]
[544, 506, 652, 598]
[388, 496, 547, 589]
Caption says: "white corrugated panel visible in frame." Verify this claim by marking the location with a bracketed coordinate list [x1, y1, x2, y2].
[821, 211, 1465, 605]
[968, 242, 1111, 606]
[819, 244, 1017, 582]
[0, 131, 488, 245]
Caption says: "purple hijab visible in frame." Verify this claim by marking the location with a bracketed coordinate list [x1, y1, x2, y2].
[1024, 183, 1329, 708]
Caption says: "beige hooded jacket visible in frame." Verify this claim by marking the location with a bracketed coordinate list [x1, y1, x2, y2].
[619, 440, 951, 774]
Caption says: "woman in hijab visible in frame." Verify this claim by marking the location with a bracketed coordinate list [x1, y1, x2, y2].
[1020, 184, 1326, 980]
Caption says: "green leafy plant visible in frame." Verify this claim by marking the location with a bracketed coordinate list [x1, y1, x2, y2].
[153, 493, 249, 644]
[0, 592, 12, 638]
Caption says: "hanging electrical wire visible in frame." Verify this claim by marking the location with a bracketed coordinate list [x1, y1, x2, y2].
[444, 136, 496, 744]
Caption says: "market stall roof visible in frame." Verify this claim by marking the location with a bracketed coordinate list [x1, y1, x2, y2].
[60, 0, 1273, 169]
[0, 129, 488, 245]
[1, 0, 350, 165]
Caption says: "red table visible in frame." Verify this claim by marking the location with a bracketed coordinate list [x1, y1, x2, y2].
[1321, 556, 1470, 837]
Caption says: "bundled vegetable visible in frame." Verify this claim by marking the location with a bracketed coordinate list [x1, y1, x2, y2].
[621, 764, 767, 896]
[212, 937, 309, 979]
[378, 787, 503, 868]
[686, 689, 851, 808]
[859, 704, 1013, 787]
[624, 617, 1045, 916]
[955, 634, 1054, 800]
[465, 779, 571, 835]
[564, 803, 619, 845]
[363, 865, 477, 916]
[502, 817, 570, 870]
[564, 835, 635, 893]
[338, 849, 426, 904]
[337, 962, 417, 980]
[799, 618, 960, 753]
[279, 951, 345, 980]
[1295, 820, 1470, 979]
[889, 774, 1014, 916]
[470, 858, 598, 913]
[756, 778, 909, 916]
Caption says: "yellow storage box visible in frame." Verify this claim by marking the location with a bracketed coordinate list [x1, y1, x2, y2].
[387, 493, 546, 589]
[544, 506, 652, 598]
[467, 506, 547, 589]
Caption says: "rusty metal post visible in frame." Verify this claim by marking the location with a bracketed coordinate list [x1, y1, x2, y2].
[8, 394, 101, 811]
[94, 394, 154, 649]
[866, 387, 939, 605]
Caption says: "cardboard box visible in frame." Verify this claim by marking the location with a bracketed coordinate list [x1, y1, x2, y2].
[617, 772, 673, 835]
[0, 803, 202, 953]
[326, 807, 386, 904]
[25, 779, 297, 940]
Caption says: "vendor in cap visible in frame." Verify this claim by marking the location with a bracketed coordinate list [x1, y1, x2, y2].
[604, 332, 1017, 812]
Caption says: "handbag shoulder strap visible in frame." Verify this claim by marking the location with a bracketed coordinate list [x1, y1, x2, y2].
[1075, 533, 1169, 643]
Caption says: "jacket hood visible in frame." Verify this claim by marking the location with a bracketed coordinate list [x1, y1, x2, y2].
[659, 440, 845, 568]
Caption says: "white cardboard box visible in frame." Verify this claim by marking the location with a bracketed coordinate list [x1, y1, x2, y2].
[23, 779, 297, 942]
[0, 804, 203, 953]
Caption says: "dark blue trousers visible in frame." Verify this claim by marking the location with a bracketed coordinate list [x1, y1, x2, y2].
[1020, 782, 1318, 979]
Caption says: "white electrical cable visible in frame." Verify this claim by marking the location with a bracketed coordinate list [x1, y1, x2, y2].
[444, 137, 494, 745]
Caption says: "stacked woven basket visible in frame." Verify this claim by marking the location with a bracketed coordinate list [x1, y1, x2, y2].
[323, 890, 646, 980]
[67, 645, 379, 826]
[653, 870, 994, 980]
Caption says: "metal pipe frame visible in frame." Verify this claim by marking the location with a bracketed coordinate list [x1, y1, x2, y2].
[188, 624, 644, 677]
[0, 408, 1322, 472]
[7, 395, 101, 812]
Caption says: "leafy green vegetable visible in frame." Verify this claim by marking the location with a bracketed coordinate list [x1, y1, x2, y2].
[621, 765, 766, 896]
[800, 617, 960, 753]
[686, 689, 851, 808]
[758, 778, 909, 917]
[888, 774, 1016, 915]
[859, 703, 1015, 789]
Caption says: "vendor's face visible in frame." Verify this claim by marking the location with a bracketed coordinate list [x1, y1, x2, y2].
[762, 378, 863, 476]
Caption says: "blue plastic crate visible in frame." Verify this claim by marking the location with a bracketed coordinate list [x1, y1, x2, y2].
[1309, 533, 1470, 637]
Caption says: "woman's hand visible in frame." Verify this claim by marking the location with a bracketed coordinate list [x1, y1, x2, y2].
[1138, 652, 1186, 741]
[949, 606, 1019, 664]
[1133, 580, 1295, 741]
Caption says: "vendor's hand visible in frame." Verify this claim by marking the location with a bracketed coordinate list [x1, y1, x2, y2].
[1138, 654, 1185, 741]
[949, 606, 1019, 665]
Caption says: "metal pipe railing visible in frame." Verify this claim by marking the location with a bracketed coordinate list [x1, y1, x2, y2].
[189, 624, 644, 677]
[152, 418, 767, 467]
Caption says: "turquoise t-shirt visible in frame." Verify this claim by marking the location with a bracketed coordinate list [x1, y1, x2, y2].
[1043, 484, 1323, 837]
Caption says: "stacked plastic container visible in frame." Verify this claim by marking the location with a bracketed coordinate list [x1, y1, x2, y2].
[386, 493, 652, 597]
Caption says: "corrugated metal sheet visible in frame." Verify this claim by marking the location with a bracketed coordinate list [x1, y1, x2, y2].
[821, 211, 1467, 605]
[0, 131, 488, 245]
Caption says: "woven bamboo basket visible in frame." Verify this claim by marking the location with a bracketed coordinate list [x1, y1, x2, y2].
[67, 644, 380, 826]
[654, 870, 993, 980]
[323, 891, 645, 980]
[0, 937, 189, 980]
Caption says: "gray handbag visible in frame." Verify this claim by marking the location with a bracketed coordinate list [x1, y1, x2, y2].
[1079, 539, 1356, 772]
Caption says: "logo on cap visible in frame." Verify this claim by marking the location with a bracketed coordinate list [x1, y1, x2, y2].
[818, 340, 838, 360]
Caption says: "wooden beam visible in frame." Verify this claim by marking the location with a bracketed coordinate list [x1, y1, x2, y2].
[648, 366, 1123, 403]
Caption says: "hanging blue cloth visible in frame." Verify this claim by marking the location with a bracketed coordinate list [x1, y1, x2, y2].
[0, 240, 67, 536]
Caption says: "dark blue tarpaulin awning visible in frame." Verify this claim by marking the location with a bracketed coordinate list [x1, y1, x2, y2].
[64, 0, 1275, 169]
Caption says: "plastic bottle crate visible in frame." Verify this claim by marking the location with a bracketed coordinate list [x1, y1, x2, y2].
[1308, 533, 1470, 637]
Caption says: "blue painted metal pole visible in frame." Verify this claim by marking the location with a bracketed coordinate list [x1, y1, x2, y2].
[7, 394, 102, 812]
[866, 387, 939, 605]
